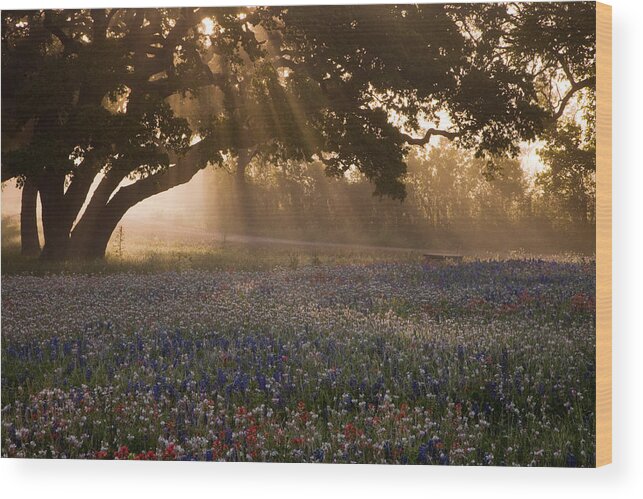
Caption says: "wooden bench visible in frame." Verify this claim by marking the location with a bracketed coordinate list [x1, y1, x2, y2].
[423, 253, 464, 265]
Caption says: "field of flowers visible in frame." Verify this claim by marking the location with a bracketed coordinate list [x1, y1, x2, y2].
[1, 259, 596, 466]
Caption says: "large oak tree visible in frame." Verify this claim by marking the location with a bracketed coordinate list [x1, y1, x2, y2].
[1, 4, 594, 259]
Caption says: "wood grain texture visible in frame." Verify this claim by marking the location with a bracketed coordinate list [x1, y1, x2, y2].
[596, 1, 612, 468]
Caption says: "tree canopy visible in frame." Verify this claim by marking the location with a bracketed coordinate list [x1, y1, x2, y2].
[1, 4, 596, 259]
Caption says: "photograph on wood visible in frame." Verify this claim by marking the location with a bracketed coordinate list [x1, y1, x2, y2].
[1, 2, 611, 466]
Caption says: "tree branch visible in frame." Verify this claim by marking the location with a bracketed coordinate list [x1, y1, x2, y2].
[556, 54, 578, 87]
[106, 8, 119, 28]
[62, 151, 107, 223]
[1, 165, 19, 183]
[106, 139, 212, 213]
[552, 76, 595, 121]
[400, 128, 459, 146]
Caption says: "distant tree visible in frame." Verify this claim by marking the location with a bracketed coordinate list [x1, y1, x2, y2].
[406, 143, 527, 229]
[1, 5, 591, 259]
[455, 1, 597, 226]
[536, 116, 596, 229]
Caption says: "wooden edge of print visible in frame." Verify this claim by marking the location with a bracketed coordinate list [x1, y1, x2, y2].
[596, 1, 612, 468]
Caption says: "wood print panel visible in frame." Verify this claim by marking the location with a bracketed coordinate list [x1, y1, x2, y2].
[596, 1, 612, 468]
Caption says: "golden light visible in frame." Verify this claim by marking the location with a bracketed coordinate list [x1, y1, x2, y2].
[190, 133, 202, 146]
[200, 17, 215, 36]
[278, 68, 291, 80]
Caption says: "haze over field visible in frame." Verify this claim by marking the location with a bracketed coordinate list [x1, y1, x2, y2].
[1, 140, 592, 256]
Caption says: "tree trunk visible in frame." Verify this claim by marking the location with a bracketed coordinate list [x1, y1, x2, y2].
[68, 206, 123, 260]
[37, 161, 107, 260]
[37, 139, 213, 261]
[67, 168, 126, 259]
[69, 142, 212, 259]
[20, 177, 41, 256]
[38, 173, 71, 260]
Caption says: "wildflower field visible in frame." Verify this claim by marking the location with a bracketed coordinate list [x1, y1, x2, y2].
[1, 256, 596, 466]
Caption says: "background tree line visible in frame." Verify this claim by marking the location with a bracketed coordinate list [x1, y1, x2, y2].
[202, 132, 595, 254]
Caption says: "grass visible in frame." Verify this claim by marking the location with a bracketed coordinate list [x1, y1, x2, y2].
[1, 214, 591, 276]
[0, 214, 424, 275]
[1, 242, 428, 276]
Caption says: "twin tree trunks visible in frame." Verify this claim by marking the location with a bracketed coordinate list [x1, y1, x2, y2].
[30, 169, 122, 260]
[21, 148, 256, 261]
